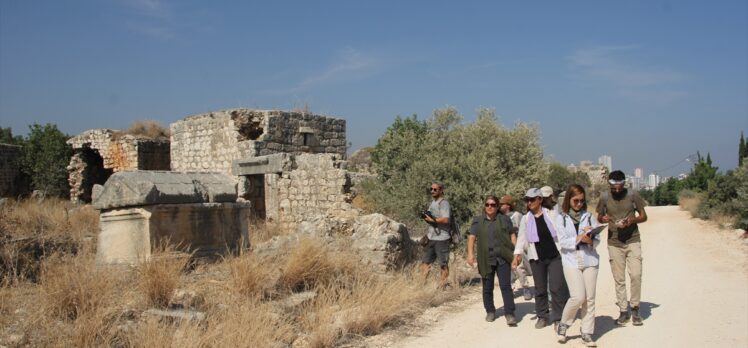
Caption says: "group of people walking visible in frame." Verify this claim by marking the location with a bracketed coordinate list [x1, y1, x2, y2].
[420, 170, 648, 347]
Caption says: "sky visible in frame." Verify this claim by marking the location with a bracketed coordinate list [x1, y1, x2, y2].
[1, 0, 746, 178]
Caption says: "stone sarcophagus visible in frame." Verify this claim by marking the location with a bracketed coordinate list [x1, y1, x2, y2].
[93, 171, 249, 266]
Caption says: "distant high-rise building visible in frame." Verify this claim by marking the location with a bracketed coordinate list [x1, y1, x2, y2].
[634, 168, 643, 179]
[648, 173, 661, 189]
[598, 155, 612, 172]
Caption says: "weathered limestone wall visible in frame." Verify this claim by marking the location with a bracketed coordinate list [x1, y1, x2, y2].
[67, 129, 170, 202]
[268, 154, 352, 228]
[170, 109, 346, 174]
[0, 144, 22, 197]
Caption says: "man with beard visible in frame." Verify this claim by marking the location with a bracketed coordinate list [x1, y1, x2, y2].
[596, 170, 648, 326]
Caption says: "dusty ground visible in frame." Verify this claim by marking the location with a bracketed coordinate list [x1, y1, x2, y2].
[358, 206, 748, 348]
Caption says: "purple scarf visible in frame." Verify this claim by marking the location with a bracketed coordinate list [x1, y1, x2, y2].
[525, 208, 557, 243]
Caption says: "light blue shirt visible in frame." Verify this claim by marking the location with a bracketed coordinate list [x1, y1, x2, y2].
[555, 211, 601, 268]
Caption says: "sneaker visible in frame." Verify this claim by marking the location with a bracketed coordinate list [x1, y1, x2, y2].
[485, 312, 496, 322]
[556, 323, 568, 343]
[523, 287, 533, 300]
[632, 306, 643, 326]
[505, 313, 518, 327]
[535, 318, 548, 329]
[581, 333, 597, 347]
[615, 310, 630, 325]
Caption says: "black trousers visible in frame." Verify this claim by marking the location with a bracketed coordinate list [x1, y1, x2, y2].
[530, 256, 569, 322]
[482, 261, 516, 315]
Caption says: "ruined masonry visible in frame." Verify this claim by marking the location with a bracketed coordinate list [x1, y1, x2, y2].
[170, 109, 346, 173]
[93, 171, 249, 266]
[0, 144, 22, 197]
[67, 129, 170, 203]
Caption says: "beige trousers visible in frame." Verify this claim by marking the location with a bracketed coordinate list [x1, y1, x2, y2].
[561, 264, 598, 335]
[511, 253, 532, 288]
[608, 242, 642, 311]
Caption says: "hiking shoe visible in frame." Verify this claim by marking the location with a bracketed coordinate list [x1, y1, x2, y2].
[523, 287, 533, 300]
[632, 306, 643, 326]
[581, 333, 597, 347]
[485, 312, 495, 322]
[505, 313, 518, 327]
[556, 323, 568, 343]
[535, 318, 548, 329]
[615, 311, 630, 325]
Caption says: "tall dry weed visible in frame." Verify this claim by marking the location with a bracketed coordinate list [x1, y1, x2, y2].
[227, 252, 279, 299]
[137, 244, 190, 308]
[250, 220, 289, 245]
[201, 299, 296, 347]
[678, 190, 702, 216]
[39, 254, 116, 321]
[279, 238, 359, 292]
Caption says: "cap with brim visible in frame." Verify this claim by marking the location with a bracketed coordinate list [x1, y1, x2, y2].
[540, 186, 554, 198]
[524, 188, 541, 199]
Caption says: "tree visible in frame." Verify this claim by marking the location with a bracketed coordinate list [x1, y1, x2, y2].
[363, 107, 547, 227]
[0, 127, 24, 145]
[546, 162, 592, 194]
[740, 131, 746, 167]
[19, 124, 73, 197]
[683, 152, 718, 192]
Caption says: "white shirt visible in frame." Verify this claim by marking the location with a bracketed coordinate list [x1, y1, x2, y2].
[513, 207, 561, 261]
[555, 211, 601, 268]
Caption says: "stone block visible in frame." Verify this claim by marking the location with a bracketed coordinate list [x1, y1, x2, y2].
[93, 171, 237, 210]
[232, 153, 294, 176]
[96, 202, 250, 266]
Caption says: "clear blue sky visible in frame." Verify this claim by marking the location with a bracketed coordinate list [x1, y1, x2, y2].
[1, 1, 746, 177]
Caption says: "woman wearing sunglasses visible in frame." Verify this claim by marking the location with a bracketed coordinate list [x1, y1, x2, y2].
[467, 195, 518, 326]
[512, 188, 569, 330]
[554, 184, 600, 347]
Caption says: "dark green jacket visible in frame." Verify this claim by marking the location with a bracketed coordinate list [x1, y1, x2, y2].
[474, 215, 514, 278]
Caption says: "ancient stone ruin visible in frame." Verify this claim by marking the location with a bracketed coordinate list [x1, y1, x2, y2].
[0, 144, 23, 197]
[170, 108, 347, 173]
[93, 171, 249, 266]
[67, 129, 170, 203]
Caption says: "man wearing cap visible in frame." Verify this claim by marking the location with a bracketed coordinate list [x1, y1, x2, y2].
[596, 170, 648, 326]
[500, 194, 533, 301]
[540, 185, 558, 218]
[420, 181, 452, 288]
[512, 188, 569, 329]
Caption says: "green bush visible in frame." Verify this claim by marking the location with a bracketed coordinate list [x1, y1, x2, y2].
[362, 107, 546, 228]
[18, 124, 73, 197]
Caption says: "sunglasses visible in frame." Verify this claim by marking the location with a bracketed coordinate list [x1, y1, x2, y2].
[430, 188, 440, 192]
[485, 203, 497, 207]
[572, 198, 585, 205]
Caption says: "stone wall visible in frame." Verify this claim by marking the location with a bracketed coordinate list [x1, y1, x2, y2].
[0, 144, 22, 197]
[170, 109, 346, 174]
[268, 154, 352, 229]
[67, 129, 170, 202]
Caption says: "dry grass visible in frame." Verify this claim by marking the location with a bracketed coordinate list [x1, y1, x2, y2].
[279, 238, 359, 292]
[250, 220, 289, 245]
[119, 120, 170, 140]
[227, 251, 279, 300]
[0, 198, 468, 347]
[137, 243, 190, 308]
[711, 212, 737, 228]
[678, 194, 701, 216]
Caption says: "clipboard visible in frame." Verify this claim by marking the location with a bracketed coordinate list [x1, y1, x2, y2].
[585, 224, 607, 237]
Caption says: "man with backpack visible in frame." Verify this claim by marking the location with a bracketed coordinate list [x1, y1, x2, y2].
[596, 170, 648, 326]
[420, 181, 452, 288]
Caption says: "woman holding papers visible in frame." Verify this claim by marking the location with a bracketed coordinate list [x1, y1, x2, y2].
[554, 184, 602, 347]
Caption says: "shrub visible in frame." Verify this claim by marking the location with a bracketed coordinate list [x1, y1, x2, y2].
[18, 124, 73, 197]
[364, 107, 546, 228]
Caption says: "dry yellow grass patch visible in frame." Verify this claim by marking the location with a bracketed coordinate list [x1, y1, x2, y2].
[227, 251, 279, 300]
[679, 195, 701, 216]
[279, 238, 358, 292]
[137, 244, 190, 308]
[119, 120, 170, 139]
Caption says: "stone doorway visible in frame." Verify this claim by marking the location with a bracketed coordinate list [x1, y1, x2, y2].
[69, 147, 113, 203]
[245, 174, 266, 220]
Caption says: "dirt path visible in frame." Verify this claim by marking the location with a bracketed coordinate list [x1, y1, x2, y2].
[384, 206, 748, 348]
